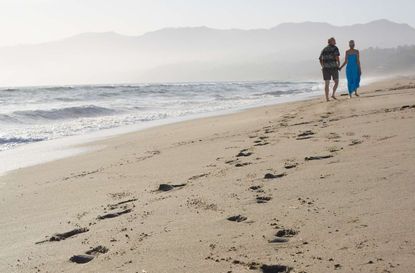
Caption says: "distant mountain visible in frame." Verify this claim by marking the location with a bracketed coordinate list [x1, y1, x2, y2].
[362, 45, 415, 74]
[1, 19, 414, 86]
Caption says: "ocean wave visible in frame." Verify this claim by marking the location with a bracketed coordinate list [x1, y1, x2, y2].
[0, 81, 321, 153]
[0, 114, 21, 124]
[0, 88, 19, 92]
[0, 136, 46, 145]
[9, 105, 117, 122]
[42, 86, 75, 91]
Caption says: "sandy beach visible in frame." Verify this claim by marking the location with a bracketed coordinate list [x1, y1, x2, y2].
[0, 76, 414, 273]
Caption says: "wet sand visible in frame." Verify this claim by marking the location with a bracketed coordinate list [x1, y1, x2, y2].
[0, 76, 414, 273]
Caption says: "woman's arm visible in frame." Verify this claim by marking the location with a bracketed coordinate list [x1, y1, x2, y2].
[339, 51, 348, 70]
[357, 50, 362, 75]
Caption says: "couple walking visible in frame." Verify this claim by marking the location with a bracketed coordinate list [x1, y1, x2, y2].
[319, 37, 362, 101]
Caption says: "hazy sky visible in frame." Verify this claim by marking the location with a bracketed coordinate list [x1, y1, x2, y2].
[0, 0, 414, 46]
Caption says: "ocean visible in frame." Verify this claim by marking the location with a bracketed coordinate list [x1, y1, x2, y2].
[0, 81, 322, 153]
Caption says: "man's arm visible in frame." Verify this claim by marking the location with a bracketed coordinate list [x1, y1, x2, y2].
[335, 47, 340, 68]
[319, 49, 325, 68]
[319, 58, 324, 68]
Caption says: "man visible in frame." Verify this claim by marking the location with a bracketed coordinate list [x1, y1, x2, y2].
[319, 37, 340, 101]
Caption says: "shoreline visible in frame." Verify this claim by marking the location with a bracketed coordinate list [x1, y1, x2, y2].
[0, 76, 388, 176]
[0, 86, 323, 176]
[0, 75, 414, 273]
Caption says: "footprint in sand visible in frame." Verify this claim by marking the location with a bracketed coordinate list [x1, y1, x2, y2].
[70, 245, 109, 264]
[107, 198, 138, 210]
[268, 237, 289, 243]
[264, 172, 286, 179]
[320, 112, 332, 119]
[249, 185, 262, 191]
[275, 229, 298, 238]
[327, 132, 341, 140]
[284, 160, 298, 169]
[254, 136, 270, 146]
[227, 215, 247, 222]
[327, 146, 343, 153]
[268, 228, 298, 244]
[305, 154, 333, 161]
[69, 255, 95, 264]
[236, 149, 253, 157]
[296, 130, 315, 140]
[157, 183, 186, 192]
[254, 142, 270, 146]
[97, 208, 132, 220]
[256, 196, 272, 204]
[260, 264, 293, 273]
[235, 162, 251, 167]
[400, 104, 415, 110]
[36, 228, 89, 244]
[349, 139, 363, 146]
[85, 245, 109, 255]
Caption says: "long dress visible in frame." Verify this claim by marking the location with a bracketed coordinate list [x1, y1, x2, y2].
[346, 53, 361, 94]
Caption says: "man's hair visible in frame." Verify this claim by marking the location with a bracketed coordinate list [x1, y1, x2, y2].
[328, 37, 335, 43]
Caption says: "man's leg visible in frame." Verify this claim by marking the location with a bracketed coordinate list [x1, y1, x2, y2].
[332, 68, 339, 99]
[332, 79, 339, 99]
[325, 80, 330, 102]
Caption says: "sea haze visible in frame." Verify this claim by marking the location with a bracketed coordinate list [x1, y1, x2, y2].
[0, 81, 321, 152]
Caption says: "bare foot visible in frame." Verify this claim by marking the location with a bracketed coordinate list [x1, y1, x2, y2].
[349, 94, 352, 99]
[331, 95, 338, 100]
[355, 93, 360, 97]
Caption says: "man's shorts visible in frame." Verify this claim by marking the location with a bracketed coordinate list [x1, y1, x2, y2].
[322, 68, 339, 81]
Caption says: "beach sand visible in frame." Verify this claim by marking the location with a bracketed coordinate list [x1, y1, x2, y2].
[0, 76, 414, 273]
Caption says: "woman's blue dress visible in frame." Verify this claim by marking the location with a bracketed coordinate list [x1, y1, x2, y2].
[346, 53, 360, 94]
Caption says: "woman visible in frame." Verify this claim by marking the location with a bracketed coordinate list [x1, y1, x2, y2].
[339, 40, 361, 98]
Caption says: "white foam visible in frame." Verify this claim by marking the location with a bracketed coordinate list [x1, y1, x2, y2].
[0, 88, 322, 176]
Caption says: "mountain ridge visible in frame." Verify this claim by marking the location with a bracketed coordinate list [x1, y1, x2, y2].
[0, 19, 414, 86]
[3, 19, 413, 48]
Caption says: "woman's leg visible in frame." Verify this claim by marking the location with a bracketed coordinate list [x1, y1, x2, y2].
[347, 80, 353, 98]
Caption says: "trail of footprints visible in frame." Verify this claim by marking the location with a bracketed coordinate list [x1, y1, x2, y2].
[38, 161, 219, 271]
[33, 109, 374, 271]
[49, 103, 413, 271]
[219, 120, 346, 272]
[34, 172, 204, 268]
[221, 108, 376, 271]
